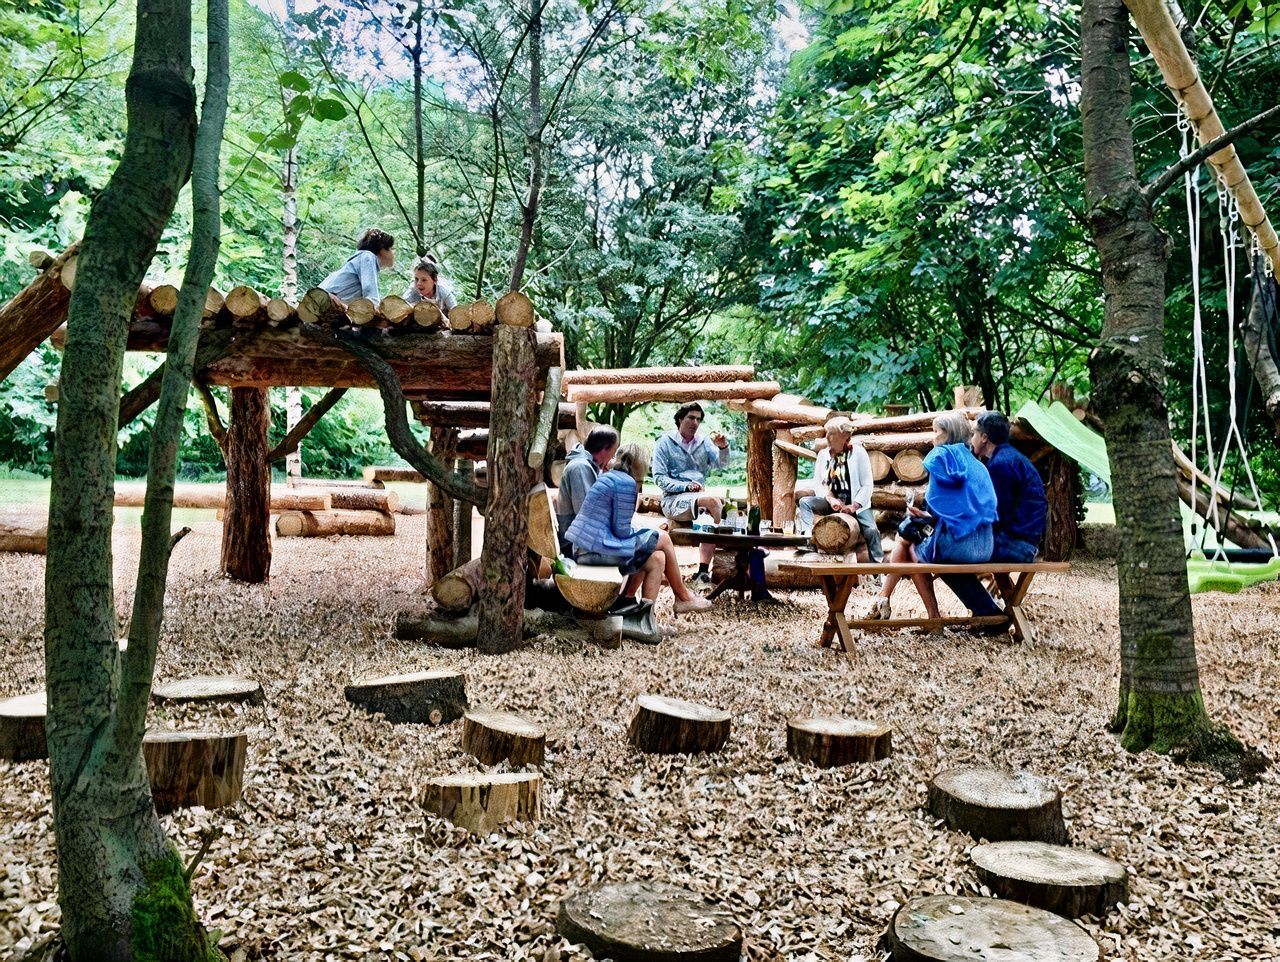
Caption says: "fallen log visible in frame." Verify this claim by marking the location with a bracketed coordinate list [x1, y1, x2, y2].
[423, 772, 541, 833]
[0, 516, 48, 554]
[393, 609, 479, 648]
[557, 882, 743, 962]
[970, 841, 1128, 918]
[568, 380, 782, 405]
[344, 669, 468, 724]
[928, 766, 1068, 844]
[870, 483, 928, 512]
[627, 694, 731, 755]
[275, 508, 395, 537]
[893, 448, 928, 482]
[563, 364, 755, 386]
[431, 558, 485, 613]
[114, 483, 330, 513]
[325, 488, 400, 513]
[143, 730, 247, 813]
[462, 709, 546, 767]
[0, 691, 46, 761]
[887, 895, 1100, 962]
[364, 465, 424, 483]
[786, 717, 891, 767]
[0, 243, 78, 382]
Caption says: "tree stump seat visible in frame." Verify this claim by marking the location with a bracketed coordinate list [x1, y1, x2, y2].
[627, 694, 731, 755]
[422, 772, 541, 834]
[152, 675, 264, 706]
[927, 766, 1068, 844]
[462, 709, 546, 767]
[786, 716, 891, 767]
[0, 691, 47, 762]
[970, 841, 1128, 917]
[557, 881, 742, 961]
[344, 670, 467, 724]
[887, 894, 1100, 961]
[143, 730, 247, 813]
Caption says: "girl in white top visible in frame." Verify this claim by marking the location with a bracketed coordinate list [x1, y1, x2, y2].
[403, 256, 458, 317]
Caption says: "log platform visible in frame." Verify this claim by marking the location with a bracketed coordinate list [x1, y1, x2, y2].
[0, 691, 47, 762]
[786, 717, 891, 767]
[143, 730, 247, 813]
[152, 675, 264, 706]
[627, 694, 731, 755]
[422, 772, 541, 834]
[462, 709, 546, 767]
[886, 894, 1100, 961]
[928, 766, 1068, 844]
[275, 508, 395, 538]
[970, 841, 1128, 918]
[557, 881, 742, 962]
[344, 670, 468, 724]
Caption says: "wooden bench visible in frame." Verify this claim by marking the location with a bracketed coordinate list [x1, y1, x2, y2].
[778, 561, 1070, 651]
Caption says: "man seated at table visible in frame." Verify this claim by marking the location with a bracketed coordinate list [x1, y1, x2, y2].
[795, 416, 883, 561]
[556, 426, 618, 558]
[941, 410, 1048, 622]
[652, 402, 731, 584]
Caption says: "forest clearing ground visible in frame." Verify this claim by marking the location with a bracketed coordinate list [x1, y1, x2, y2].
[0, 516, 1277, 960]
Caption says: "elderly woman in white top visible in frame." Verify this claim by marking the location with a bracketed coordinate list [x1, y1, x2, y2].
[796, 416, 883, 560]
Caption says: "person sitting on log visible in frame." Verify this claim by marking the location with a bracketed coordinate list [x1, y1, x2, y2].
[557, 425, 619, 558]
[566, 443, 712, 618]
[403, 254, 458, 317]
[795, 416, 883, 561]
[864, 411, 997, 622]
[651, 402, 731, 584]
[318, 227, 395, 308]
[939, 411, 1048, 625]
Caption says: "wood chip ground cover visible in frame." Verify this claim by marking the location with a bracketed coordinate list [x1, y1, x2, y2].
[1, 517, 1277, 960]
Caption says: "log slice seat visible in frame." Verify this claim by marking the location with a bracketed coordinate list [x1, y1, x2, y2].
[344, 669, 467, 724]
[886, 894, 1099, 961]
[627, 694, 731, 755]
[970, 841, 1128, 917]
[143, 730, 247, 813]
[786, 716, 891, 767]
[928, 766, 1068, 844]
[152, 675, 264, 706]
[557, 880, 742, 961]
[462, 709, 546, 767]
[0, 691, 47, 762]
[422, 771, 541, 833]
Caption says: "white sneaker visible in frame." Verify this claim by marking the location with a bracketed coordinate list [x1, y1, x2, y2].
[674, 595, 713, 613]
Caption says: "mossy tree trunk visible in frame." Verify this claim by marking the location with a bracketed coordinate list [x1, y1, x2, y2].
[43, 0, 228, 958]
[1080, 0, 1219, 754]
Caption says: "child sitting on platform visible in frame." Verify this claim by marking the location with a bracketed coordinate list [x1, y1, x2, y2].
[403, 255, 458, 317]
[318, 228, 395, 308]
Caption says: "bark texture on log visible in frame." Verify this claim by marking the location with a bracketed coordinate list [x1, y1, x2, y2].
[568, 380, 780, 404]
[773, 428, 798, 524]
[364, 465, 424, 483]
[557, 882, 743, 962]
[477, 326, 538, 654]
[143, 730, 247, 813]
[426, 426, 457, 584]
[887, 895, 1100, 962]
[892, 449, 928, 482]
[627, 694, 731, 755]
[221, 386, 272, 583]
[786, 717, 891, 767]
[731, 396, 832, 425]
[274, 508, 395, 538]
[454, 459, 475, 564]
[812, 514, 862, 554]
[462, 709, 546, 767]
[423, 772, 541, 834]
[747, 415, 774, 520]
[970, 841, 1128, 918]
[711, 550, 820, 589]
[0, 244, 78, 383]
[0, 516, 48, 554]
[563, 364, 754, 386]
[0, 691, 47, 762]
[325, 488, 400, 513]
[344, 670, 468, 724]
[151, 675, 263, 706]
[393, 608, 478, 648]
[927, 767, 1068, 844]
[431, 558, 485, 613]
[1043, 453, 1080, 562]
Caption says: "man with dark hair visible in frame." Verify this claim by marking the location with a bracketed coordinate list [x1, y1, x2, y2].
[941, 410, 1048, 623]
[652, 402, 730, 581]
[556, 426, 619, 557]
[319, 227, 396, 308]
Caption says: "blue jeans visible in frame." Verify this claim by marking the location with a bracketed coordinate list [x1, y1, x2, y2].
[916, 520, 992, 565]
[940, 533, 1037, 616]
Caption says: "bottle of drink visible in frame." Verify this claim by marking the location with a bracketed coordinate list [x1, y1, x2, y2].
[551, 556, 570, 576]
[723, 499, 738, 530]
[748, 504, 761, 536]
[693, 508, 713, 532]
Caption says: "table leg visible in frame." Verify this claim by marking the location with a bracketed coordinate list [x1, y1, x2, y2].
[817, 575, 857, 653]
[706, 548, 751, 600]
[993, 572, 1034, 644]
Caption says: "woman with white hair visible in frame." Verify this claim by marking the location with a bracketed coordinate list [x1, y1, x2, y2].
[566, 443, 712, 618]
[864, 411, 997, 622]
[796, 415, 883, 560]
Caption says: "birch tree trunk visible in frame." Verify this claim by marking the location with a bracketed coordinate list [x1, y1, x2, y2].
[42, 0, 220, 956]
[1081, 0, 1226, 756]
[282, 142, 303, 480]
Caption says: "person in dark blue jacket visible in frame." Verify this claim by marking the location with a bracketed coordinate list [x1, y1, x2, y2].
[941, 411, 1048, 621]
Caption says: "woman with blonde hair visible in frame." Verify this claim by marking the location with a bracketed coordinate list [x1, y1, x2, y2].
[796, 415, 882, 560]
[566, 443, 712, 617]
[864, 411, 996, 622]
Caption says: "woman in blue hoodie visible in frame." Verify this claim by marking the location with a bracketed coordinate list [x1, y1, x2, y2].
[865, 411, 997, 621]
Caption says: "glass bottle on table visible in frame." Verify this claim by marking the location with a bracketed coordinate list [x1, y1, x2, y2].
[722, 492, 738, 531]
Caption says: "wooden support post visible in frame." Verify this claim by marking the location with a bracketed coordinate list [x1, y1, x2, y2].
[747, 415, 774, 521]
[453, 459, 474, 564]
[426, 427, 457, 585]
[772, 427, 798, 524]
[477, 321, 538, 655]
[221, 387, 271, 583]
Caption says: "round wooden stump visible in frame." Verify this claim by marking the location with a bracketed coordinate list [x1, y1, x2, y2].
[143, 730, 247, 813]
[971, 841, 1128, 918]
[928, 766, 1068, 844]
[887, 894, 1099, 961]
[0, 691, 47, 762]
[462, 709, 546, 767]
[812, 513, 860, 553]
[344, 669, 468, 724]
[423, 772, 541, 834]
[557, 881, 742, 962]
[152, 675, 264, 706]
[627, 694, 731, 755]
[786, 716, 891, 767]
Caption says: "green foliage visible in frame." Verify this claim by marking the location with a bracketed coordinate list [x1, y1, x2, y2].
[130, 847, 221, 962]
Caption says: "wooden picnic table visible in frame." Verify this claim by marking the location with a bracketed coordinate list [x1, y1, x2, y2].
[778, 560, 1071, 651]
[675, 528, 811, 601]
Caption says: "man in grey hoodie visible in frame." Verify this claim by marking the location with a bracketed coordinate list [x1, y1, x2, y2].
[556, 426, 619, 557]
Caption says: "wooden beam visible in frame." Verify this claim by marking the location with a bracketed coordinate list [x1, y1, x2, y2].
[0, 245, 78, 382]
[566, 380, 781, 404]
[562, 364, 755, 386]
[410, 398, 576, 430]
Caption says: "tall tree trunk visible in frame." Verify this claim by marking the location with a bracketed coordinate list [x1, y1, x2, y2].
[508, 0, 543, 291]
[42, 0, 212, 957]
[1081, 0, 1217, 754]
[221, 387, 272, 583]
[413, 0, 426, 256]
[282, 143, 303, 480]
